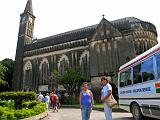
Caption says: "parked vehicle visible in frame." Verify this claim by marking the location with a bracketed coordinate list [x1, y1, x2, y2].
[118, 44, 160, 120]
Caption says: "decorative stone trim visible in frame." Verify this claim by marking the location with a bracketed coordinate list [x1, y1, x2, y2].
[133, 31, 156, 40]
[24, 38, 88, 57]
[23, 46, 88, 61]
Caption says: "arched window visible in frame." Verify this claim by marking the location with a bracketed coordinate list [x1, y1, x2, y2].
[137, 41, 140, 55]
[39, 58, 49, 85]
[58, 55, 69, 74]
[144, 41, 148, 51]
[23, 61, 32, 90]
[139, 41, 145, 54]
[80, 50, 89, 80]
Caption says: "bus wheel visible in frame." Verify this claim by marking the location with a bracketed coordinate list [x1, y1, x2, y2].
[131, 103, 143, 120]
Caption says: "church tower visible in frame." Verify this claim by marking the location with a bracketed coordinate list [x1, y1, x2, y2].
[19, 0, 35, 44]
[12, 0, 35, 90]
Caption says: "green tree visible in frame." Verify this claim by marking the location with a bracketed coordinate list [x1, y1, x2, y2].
[53, 68, 84, 96]
[0, 58, 14, 90]
[0, 63, 8, 92]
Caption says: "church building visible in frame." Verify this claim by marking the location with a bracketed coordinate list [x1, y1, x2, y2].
[13, 0, 158, 95]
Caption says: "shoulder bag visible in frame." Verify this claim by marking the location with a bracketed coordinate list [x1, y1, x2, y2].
[105, 94, 118, 108]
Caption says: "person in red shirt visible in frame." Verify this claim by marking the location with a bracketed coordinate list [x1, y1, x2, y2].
[50, 91, 59, 112]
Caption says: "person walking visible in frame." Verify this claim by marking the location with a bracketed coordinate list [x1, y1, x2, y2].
[56, 91, 61, 109]
[44, 93, 50, 110]
[37, 92, 44, 102]
[50, 91, 59, 112]
[79, 82, 94, 120]
[101, 76, 112, 120]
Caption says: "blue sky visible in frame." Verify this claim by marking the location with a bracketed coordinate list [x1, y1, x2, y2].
[0, 0, 159, 60]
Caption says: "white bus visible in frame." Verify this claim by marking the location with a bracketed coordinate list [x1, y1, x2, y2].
[118, 44, 160, 120]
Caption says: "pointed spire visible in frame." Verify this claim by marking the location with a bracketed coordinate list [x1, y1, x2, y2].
[24, 0, 33, 14]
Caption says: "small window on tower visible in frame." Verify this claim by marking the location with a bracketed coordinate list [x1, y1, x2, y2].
[29, 17, 33, 23]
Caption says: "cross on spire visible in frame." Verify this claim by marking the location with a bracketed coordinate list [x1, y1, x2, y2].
[102, 14, 105, 18]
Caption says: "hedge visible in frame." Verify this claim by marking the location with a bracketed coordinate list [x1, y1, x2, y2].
[22, 101, 38, 109]
[0, 92, 36, 109]
[0, 102, 46, 120]
[0, 92, 46, 119]
[0, 100, 14, 109]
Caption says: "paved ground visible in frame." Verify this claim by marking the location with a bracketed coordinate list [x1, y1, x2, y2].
[45, 108, 133, 120]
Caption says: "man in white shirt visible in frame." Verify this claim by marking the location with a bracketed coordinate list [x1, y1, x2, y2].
[101, 77, 112, 120]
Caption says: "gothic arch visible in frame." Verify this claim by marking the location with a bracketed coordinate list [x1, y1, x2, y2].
[23, 60, 32, 90]
[143, 32, 146, 37]
[144, 41, 148, 51]
[148, 40, 152, 49]
[139, 40, 145, 53]
[39, 58, 49, 85]
[79, 50, 89, 80]
[79, 50, 89, 66]
[39, 58, 49, 69]
[58, 54, 69, 74]
[137, 40, 140, 55]
[150, 40, 154, 47]
[24, 61, 32, 70]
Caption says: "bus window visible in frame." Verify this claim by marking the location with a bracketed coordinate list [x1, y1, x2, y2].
[119, 69, 131, 87]
[120, 72, 126, 87]
[141, 57, 154, 81]
[155, 54, 160, 79]
[133, 64, 142, 84]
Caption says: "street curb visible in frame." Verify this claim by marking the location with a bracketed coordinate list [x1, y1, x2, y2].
[21, 110, 48, 120]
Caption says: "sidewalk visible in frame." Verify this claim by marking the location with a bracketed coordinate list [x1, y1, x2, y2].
[31, 104, 127, 120]
[61, 104, 126, 112]
[43, 107, 132, 120]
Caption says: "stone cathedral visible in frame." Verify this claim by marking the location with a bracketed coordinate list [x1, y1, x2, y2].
[13, 0, 158, 95]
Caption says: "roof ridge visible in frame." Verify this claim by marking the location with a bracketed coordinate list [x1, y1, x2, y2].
[111, 17, 142, 24]
[33, 16, 156, 43]
[37, 24, 97, 41]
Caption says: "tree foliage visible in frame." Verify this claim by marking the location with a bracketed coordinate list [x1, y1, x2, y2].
[0, 79, 8, 88]
[53, 68, 84, 96]
[0, 63, 7, 79]
[0, 63, 8, 92]
[0, 58, 14, 91]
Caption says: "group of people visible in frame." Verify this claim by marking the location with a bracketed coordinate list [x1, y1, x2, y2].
[37, 76, 117, 120]
[80, 76, 117, 120]
[37, 90, 61, 112]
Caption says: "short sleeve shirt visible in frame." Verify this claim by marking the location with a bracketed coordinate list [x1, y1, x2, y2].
[81, 90, 92, 106]
[102, 83, 112, 97]
[38, 94, 44, 102]
[44, 96, 50, 103]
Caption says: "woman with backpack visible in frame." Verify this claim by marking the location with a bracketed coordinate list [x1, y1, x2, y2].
[50, 91, 59, 112]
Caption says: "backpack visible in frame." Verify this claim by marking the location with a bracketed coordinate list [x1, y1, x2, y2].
[51, 94, 58, 102]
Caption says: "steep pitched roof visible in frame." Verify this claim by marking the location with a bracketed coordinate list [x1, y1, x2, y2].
[24, 0, 33, 14]
[111, 17, 157, 35]
[90, 18, 122, 41]
[33, 24, 97, 44]
[24, 17, 157, 51]
[112, 17, 141, 23]
[35, 17, 156, 43]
